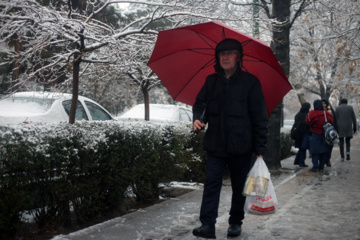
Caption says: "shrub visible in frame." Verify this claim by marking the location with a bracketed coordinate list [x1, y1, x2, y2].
[280, 130, 294, 159]
[0, 120, 205, 237]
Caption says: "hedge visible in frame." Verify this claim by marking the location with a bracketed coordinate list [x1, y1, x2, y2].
[0, 120, 207, 239]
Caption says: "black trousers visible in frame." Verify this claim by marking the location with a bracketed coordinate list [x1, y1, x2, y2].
[199, 152, 252, 226]
[339, 137, 351, 158]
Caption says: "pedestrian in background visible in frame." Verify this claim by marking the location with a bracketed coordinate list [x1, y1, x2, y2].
[292, 102, 311, 167]
[335, 98, 357, 161]
[306, 99, 334, 172]
[192, 38, 268, 239]
[321, 98, 337, 167]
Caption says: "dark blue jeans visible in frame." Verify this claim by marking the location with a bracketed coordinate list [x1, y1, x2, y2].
[325, 144, 333, 165]
[199, 153, 252, 226]
[311, 153, 327, 169]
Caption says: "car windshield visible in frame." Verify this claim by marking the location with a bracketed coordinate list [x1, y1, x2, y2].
[0, 97, 54, 113]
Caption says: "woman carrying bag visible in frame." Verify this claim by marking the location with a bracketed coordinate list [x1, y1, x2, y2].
[305, 100, 334, 172]
[321, 98, 337, 167]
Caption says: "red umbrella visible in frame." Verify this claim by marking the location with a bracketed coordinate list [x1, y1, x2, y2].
[147, 21, 292, 116]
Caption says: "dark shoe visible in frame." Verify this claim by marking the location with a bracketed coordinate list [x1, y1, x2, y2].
[193, 224, 216, 239]
[346, 153, 350, 160]
[318, 168, 324, 173]
[299, 164, 308, 167]
[309, 168, 318, 172]
[326, 162, 332, 167]
[227, 224, 242, 238]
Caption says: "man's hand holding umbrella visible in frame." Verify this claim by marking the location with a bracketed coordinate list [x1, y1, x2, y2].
[193, 119, 206, 133]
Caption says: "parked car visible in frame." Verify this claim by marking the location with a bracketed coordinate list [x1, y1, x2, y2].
[0, 91, 114, 126]
[117, 104, 193, 123]
[283, 119, 294, 130]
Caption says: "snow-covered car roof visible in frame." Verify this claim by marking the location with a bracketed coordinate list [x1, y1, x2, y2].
[117, 104, 193, 123]
[283, 119, 294, 129]
[0, 91, 114, 126]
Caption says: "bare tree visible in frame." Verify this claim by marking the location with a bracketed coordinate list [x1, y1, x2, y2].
[0, 0, 215, 123]
[290, 0, 360, 106]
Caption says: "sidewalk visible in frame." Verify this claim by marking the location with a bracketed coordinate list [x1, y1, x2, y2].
[52, 134, 360, 240]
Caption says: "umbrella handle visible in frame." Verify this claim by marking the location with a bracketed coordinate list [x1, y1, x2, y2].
[194, 126, 205, 134]
[193, 110, 206, 134]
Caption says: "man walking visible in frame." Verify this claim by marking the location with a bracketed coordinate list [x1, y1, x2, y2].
[335, 99, 357, 161]
[192, 38, 268, 239]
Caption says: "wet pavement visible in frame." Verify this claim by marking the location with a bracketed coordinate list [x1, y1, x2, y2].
[52, 134, 360, 240]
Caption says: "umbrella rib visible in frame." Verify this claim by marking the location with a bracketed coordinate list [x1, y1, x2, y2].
[149, 48, 214, 65]
[193, 31, 218, 49]
[188, 49, 214, 56]
[149, 28, 221, 65]
[243, 54, 288, 80]
[173, 57, 215, 100]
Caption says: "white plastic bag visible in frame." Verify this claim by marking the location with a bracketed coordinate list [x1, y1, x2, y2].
[243, 157, 270, 198]
[244, 178, 277, 215]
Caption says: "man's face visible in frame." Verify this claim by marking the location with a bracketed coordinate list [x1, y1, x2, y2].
[219, 50, 240, 72]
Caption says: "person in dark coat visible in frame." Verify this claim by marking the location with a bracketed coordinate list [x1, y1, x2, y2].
[321, 98, 337, 167]
[335, 98, 357, 161]
[293, 102, 311, 167]
[192, 38, 268, 239]
[306, 99, 334, 172]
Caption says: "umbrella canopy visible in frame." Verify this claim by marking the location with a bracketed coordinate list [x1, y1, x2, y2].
[147, 21, 292, 116]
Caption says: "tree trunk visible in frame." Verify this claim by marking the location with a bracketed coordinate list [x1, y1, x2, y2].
[69, 53, 80, 124]
[69, 29, 84, 124]
[142, 82, 150, 121]
[297, 93, 306, 105]
[265, 0, 291, 170]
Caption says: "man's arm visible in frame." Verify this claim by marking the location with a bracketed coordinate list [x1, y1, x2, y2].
[351, 106, 357, 133]
[192, 76, 211, 132]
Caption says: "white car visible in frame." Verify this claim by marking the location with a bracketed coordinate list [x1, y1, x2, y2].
[117, 104, 193, 123]
[283, 119, 294, 130]
[0, 91, 114, 126]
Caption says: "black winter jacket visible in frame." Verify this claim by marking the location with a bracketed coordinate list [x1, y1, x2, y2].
[292, 103, 311, 142]
[193, 69, 268, 157]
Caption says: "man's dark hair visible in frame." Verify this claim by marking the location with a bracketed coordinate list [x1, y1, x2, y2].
[340, 98, 348, 104]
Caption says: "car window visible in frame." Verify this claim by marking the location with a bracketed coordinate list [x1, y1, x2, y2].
[84, 101, 112, 120]
[0, 97, 54, 113]
[62, 100, 89, 120]
[179, 108, 191, 122]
